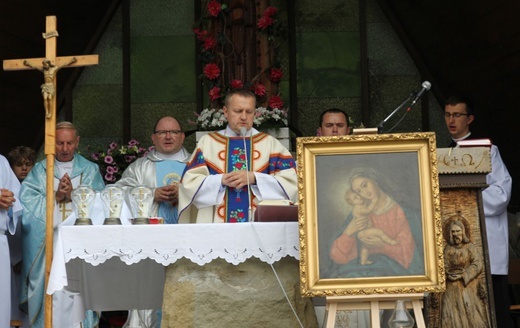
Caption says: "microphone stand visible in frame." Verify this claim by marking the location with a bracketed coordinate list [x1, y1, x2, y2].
[377, 91, 416, 134]
[240, 129, 253, 222]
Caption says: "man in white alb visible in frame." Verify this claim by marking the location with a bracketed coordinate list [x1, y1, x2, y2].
[0, 155, 22, 328]
[116, 116, 191, 224]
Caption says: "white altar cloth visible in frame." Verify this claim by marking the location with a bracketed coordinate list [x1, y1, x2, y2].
[47, 222, 299, 311]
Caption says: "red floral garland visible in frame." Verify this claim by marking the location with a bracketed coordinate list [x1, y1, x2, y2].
[194, 1, 285, 110]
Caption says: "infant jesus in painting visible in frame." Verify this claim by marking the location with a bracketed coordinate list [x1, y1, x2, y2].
[344, 190, 400, 265]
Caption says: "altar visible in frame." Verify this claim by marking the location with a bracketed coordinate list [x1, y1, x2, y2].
[48, 222, 300, 311]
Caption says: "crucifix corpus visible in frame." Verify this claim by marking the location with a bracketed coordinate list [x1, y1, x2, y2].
[2, 15, 98, 328]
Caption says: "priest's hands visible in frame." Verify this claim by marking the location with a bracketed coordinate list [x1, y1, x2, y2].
[155, 183, 179, 207]
[0, 188, 16, 210]
[222, 171, 256, 189]
[55, 173, 72, 202]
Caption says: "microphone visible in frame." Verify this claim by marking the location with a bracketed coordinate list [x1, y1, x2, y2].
[409, 81, 431, 109]
[240, 127, 253, 221]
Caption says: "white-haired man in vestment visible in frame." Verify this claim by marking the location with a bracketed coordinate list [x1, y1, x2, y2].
[20, 121, 105, 327]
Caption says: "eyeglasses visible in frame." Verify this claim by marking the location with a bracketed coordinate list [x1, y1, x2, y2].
[154, 130, 182, 137]
[444, 112, 469, 119]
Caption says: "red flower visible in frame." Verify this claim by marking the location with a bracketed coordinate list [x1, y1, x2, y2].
[207, 0, 221, 17]
[193, 28, 208, 41]
[230, 79, 244, 89]
[203, 37, 217, 51]
[264, 6, 278, 17]
[253, 83, 266, 97]
[203, 63, 220, 80]
[209, 86, 221, 101]
[235, 162, 243, 169]
[238, 212, 245, 218]
[269, 68, 283, 82]
[257, 16, 274, 30]
[269, 95, 284, 109]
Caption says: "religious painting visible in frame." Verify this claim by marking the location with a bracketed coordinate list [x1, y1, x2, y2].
[297, 132, 445, 297]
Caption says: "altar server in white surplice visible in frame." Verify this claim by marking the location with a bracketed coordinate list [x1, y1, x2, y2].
[179, 89, 298, 223]
[20, 121, 104, 328]
[1, 154, 22, 328]
[116, 116, 191, 224]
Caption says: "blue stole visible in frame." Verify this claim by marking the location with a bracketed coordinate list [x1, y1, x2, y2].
[226, 137, 251, 222]
[156, 160, 186, 224]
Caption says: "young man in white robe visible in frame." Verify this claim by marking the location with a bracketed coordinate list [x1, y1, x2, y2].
[445, 95, 513, 328]
[179, 89, 297, 223]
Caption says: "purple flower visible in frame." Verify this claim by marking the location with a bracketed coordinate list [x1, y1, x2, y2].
[148, 146, 155, 151]
[105, 173, 115, 182]
[87, 139, 150, 183]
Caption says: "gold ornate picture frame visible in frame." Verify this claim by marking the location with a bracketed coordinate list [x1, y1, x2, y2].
[297, 132, 445, 297]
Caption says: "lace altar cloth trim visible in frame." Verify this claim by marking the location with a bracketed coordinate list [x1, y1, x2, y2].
[48, 222, 299, 294]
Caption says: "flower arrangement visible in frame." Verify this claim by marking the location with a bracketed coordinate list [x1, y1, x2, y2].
[254, 106, 288, 129]
[192, 108, 227, 131]
[87, 140, 152, 184]
[193, 1, 287, 108]
[191, 106, 288, 131]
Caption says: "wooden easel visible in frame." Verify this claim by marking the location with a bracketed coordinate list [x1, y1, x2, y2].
[325, 293, 426, 328]
[3, 16, 98, 328]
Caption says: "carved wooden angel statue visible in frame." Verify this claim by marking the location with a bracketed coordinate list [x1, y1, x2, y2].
[23, 57, 77, 118]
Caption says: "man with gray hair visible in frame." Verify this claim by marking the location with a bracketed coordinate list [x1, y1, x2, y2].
[20, 121, 104, 327]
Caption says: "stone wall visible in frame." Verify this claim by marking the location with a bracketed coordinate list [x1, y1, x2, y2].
[162, 257, 318, 328]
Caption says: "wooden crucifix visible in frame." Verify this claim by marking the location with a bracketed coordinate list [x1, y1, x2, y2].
[2, 15, 98, 328]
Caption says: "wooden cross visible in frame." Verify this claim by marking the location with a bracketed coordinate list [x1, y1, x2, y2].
[2, 15, 98, 328]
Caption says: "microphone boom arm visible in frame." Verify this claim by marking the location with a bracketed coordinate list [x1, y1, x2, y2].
[377, 91, 416, 134]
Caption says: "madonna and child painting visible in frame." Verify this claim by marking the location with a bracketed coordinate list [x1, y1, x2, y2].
[317, 155, 425, 279]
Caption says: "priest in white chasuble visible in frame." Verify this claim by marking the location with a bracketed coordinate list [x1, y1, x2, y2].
[116, 116, 191, 224]
[20, 121, 104, 328]
[179, 89, 297, 223]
